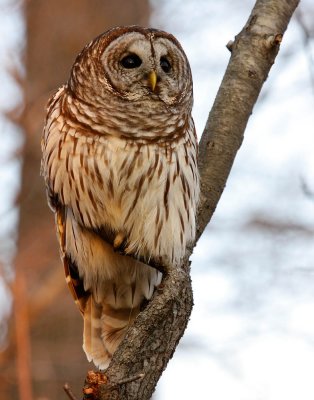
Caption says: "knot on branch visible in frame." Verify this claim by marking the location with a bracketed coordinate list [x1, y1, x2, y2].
[83, 371, 145, 400]
[265, 33, 283, 48]
[226, 40, 234, 52]
[83, 371, 109, 400]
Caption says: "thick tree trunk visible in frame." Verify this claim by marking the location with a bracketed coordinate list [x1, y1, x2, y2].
[86, 0, 300, 399]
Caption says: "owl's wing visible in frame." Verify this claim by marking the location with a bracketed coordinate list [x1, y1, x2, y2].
[51, 193, 89, 315]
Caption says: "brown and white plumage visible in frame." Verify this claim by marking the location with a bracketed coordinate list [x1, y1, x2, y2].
[41, 26, 199, 369]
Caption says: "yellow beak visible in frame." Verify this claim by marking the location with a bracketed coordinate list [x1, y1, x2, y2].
[148, 70, 157, 92]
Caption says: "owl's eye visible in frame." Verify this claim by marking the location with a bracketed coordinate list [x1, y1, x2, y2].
[120, 54, 142, 69]
[160, 56, 171, 73]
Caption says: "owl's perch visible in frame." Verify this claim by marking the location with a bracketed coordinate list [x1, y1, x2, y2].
[87, 0, 300, 399]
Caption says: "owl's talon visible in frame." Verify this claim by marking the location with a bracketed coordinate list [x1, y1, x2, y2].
[115, 245, 165, 273]
[113, 232, 127, 253]
[137, 255, 165, 274]
[114, 247, 127, 256]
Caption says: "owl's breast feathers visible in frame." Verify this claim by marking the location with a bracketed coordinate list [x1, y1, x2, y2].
[41, 85, 198, 367]
[42, 86, 199, 267]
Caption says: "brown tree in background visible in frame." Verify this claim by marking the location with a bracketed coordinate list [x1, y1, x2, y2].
[1, 1, 150, 399]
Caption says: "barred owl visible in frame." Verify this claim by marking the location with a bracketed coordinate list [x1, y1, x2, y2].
[41, 26, 199, 369]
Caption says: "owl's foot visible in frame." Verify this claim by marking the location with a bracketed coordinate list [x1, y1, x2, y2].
[112, 233, 165, 273]
[135, 254, 165, 274]
[113, 232, 127, 252]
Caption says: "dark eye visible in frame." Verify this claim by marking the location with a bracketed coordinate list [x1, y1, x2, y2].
[160, 56, 171, 73]
[120, 54, 142, 69]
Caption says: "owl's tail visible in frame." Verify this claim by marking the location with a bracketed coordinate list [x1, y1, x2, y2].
[82, 297, 140, 369]
[83, 297, 108, 369]
[82, 267, 162, 370]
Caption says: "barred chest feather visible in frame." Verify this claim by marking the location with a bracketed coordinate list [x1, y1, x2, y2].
[42, 88, 199, 290]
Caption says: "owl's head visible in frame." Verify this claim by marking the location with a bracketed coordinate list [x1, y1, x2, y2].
[69, 26, 193, 108]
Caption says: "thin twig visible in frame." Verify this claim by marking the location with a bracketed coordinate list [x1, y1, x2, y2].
[64, 383, 79, 400]
[108, 373, 145, 388]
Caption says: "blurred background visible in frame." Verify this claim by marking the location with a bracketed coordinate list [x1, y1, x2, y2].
[0, 0, 314, 399]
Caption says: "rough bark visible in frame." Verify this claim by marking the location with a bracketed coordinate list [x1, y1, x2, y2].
[88, 0, 300, 399]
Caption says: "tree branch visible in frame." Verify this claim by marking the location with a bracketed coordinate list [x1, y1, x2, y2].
[86, 1, 300, 398]
[197, 0, 299, 239]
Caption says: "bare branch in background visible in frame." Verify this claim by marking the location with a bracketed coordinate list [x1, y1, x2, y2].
[64, 383, 79, 400]
[295, 9, 314, 95]
[301, 177, 314, 201]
